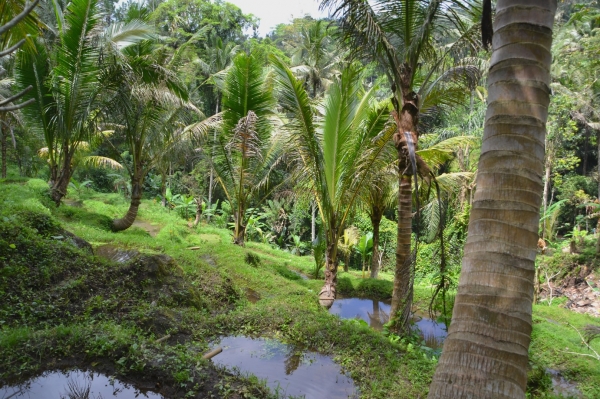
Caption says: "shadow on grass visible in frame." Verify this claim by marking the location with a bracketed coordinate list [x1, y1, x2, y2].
[54, 205, 113, 231]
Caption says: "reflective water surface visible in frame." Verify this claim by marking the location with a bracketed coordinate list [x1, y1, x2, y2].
[95, 244, 139, 263]
[0, 369, 163, 399]
[210, 336, 357, 398]
[328, 297, 448, 348]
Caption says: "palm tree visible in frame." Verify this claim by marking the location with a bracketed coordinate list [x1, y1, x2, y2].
[271, 55, 394, 307]
[198, 35, 240, 214]
[15, 0, 153, 205]
[290, 19, 339, 98]
[428, 0, 558, 397]
[321, 0, 482, 332]
[212, 51, 281, 245]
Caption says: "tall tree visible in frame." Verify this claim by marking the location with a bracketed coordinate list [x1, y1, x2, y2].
[428, 0, 557, 397]
[272, 55, 394, 306]
[16, 0, 153, 205]
[213, 51, 281, 245]
[322, 0, 481, 332]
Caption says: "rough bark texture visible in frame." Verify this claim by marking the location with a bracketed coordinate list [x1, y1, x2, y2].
[193, 198, 202, 227]
[389, 173, 413, 333]
[49, 151, 75, 206]
[319, 231, 339, 308]
[112, 167, 144, 232]
[428, 1, 556, 397]
[370, 211, 382, 279]
[389, 84, 419, 334]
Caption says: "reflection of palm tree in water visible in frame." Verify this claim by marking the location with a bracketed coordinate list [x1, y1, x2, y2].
[284, 347, 303, 375]
[367, 300, 389, 330]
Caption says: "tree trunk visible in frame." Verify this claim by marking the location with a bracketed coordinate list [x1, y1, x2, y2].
[370, 211, 382, 279]
[428, 1, 556, 397]
[542, 151, 552, 239]
[50, 151, 75, 206]
[311, 201, 316, 242]
[160, 171, 167, 207]
[389, 173, 413, 334]
[207, 99, 220, 221]
[1, 123, 6, 179]
[319, 230, 339, 308]
[389, 84, 419, 334]
[112, 166, 144, 231]
[233, 209, 246, 246]
[193, 197, 202, 227]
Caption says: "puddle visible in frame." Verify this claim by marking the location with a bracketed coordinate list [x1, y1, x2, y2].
[132, 219, 161, 237]
[95, 244, 139, 263]
[547, 369, 582, 398]
[210, 336, 357, 398]
[245, 287, 261, 303]
[329, 298, 447, 348]
[0, 369, 163, 399]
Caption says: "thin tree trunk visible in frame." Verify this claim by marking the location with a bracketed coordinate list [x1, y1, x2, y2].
[542, 148, 552, 239]
[50, 150, 74, 206]
[390, 173, 413, 334]
[160, 171, 167, 207]
[193, 198, 202, 227]
[370, 212, 382, 279]
[319, 229, 339, 308]
[311, 201, 316, 242]
[207, 99, 220, 221]
[428, 1, 556, 397]
[112, 166, 144, 231]
[389, 83, 419, 334]
[1, 123, 6, 178]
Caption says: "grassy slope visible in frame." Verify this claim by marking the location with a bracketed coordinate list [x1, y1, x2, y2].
[0, 180, 434, 398]
[1, 179, 599, 398]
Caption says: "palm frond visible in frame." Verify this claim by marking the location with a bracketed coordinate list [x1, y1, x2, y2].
[81, 155, 123, 169]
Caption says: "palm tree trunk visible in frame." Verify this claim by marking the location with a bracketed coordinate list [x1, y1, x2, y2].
[319, 230, 339, 308]
[207, 99, 219, 221]
[428, 1, 556, 397]
[112, 166, 144, 231]
[193, 198, 202, 227]
[370, 212, 382, 279]
[1, 123, 6, 178]
[390, 173, 413, 333]
[50, 151, 74, 206]
[160, 170, 167, 207]
[311, 201, 316, 242]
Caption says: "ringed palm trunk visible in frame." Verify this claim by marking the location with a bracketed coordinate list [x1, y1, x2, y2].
[319, 226, 339, 308]
[428, 1, 556, 397]
[50, 149, 75, 206]
[389, 87, 419, 334]
[390, 173, 413, 333]
[370, 211, 382, 279]
[112, 164, 144, 232]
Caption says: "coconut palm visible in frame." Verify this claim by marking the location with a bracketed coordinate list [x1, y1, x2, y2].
[428, 0, 558, 397]
[212, 51, 282, 245]
[197, 35, 240, 214]
[290, 19, 339, 99]
[15, 0, 154, 205]
[271, 55, 394, 307]
[322, 0, 482, 332]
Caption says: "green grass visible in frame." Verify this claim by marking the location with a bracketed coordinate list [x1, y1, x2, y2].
[1, 180, 599, 398]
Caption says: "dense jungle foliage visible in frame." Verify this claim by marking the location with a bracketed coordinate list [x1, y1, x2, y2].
[1, 0, 600, 398]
